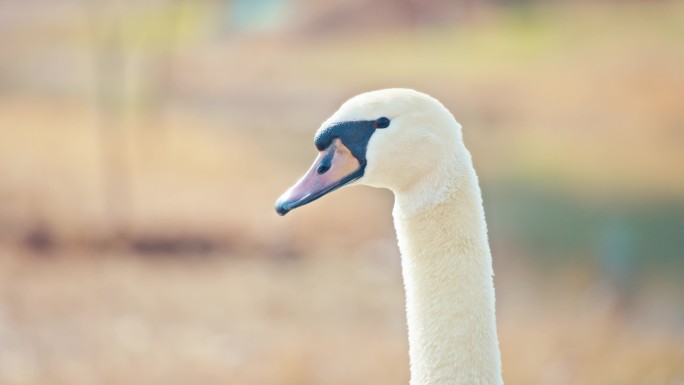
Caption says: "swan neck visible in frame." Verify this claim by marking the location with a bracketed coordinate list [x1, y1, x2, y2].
[393, 168, 503, 385]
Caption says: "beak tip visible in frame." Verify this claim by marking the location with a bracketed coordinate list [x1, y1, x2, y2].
[275, 200, 290, 216]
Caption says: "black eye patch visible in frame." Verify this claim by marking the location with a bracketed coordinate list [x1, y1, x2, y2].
[314, 119, 380, 170]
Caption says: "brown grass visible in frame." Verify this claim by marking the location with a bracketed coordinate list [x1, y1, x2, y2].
[0, 251, 682, 385]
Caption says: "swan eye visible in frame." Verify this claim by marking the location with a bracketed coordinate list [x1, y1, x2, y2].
[374, 117, 390, 129]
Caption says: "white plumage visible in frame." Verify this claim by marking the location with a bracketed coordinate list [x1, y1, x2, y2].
[278, 88, 503, 385]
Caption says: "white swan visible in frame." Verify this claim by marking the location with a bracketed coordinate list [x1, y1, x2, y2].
[276, 88, 503, 385]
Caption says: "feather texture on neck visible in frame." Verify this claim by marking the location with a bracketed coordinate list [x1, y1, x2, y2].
[392, 148, 503, 385]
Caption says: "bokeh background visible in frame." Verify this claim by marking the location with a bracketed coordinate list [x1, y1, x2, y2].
[1, 0, 683, 384]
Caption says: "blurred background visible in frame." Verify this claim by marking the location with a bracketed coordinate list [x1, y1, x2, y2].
[0, 0, 683, 384]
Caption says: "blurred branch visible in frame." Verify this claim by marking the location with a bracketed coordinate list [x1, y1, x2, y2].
[144, 1, 181, 130]
[139, 0, 191, 131]
[83, 0, 133, 243]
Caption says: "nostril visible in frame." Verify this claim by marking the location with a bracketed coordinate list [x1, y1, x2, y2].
[317, 145, 336, 174]
[317, 163, 330, 174]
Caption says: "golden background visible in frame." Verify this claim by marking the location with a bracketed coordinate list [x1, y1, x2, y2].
[0, 1, 682, 384]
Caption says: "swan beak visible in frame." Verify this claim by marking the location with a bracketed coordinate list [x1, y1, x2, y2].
[276, 138, 362, 216]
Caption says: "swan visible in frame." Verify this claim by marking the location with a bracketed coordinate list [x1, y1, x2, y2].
[275, 88, 503, 385]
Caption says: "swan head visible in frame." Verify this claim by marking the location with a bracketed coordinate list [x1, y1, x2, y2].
[276, 88, 464, 216]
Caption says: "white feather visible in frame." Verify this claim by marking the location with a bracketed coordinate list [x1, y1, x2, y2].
[326, 88, 503, 385]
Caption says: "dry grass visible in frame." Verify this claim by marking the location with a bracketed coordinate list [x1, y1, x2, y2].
[0, 95, 398, 255]
[0, 251, 682, 385]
